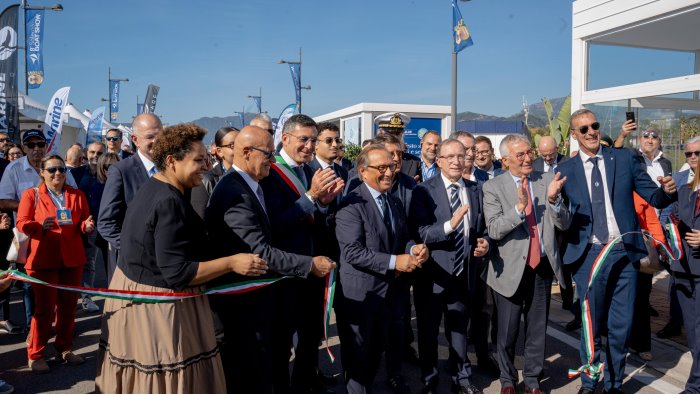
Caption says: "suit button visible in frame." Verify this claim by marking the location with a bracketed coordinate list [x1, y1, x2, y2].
[522, 256, 526, 260]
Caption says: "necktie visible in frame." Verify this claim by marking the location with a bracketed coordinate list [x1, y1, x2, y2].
[589, 157, 610, 243]
[379, 194, 394, 249]
[148, 166, 157, 178]
[522, 178, 541, 269]
[449, 184, 465, 276]
[255, 185, 267, 214]
[293, 166, 307, 189]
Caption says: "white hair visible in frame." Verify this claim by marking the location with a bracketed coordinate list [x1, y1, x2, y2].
[499, 134, 531, 158]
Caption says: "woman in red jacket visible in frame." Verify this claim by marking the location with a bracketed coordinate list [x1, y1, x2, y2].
[16, 154, 94, 373]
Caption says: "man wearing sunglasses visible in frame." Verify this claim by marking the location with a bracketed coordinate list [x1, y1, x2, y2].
[0, 129, 77, 334]
[104, 129, 132, 160]
[556, 109, 677, 394]
[638, 128, 672, 182]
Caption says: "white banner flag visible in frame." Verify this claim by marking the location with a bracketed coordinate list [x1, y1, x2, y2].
[43, 86, 70, 154]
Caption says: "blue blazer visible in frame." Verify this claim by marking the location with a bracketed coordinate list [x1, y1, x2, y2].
[335, 183, 414, 302]
[97, 153, 149, 250]
[660, 169, 692, 225]
[672, 184, 700, 276]
[409, 175, 487, 292]
[557, 146, 675, 264]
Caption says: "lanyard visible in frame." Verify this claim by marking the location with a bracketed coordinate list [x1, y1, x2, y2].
[47, 188, 66, 210]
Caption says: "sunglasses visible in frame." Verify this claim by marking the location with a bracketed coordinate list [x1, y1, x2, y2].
[250, 147, 275, 160]
[105, 136, 121, 142]
[574, 122, 600, 134]
[321, 137, 343, 145]
[0, 138, 9, 143]
[43, 166, 67, 174]
[685, 151, 700, 158]
[642, 131, 658, 139]
[24, 141, 46, 149]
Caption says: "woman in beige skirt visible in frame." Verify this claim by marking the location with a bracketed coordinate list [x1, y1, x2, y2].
[96, 122, 268, 393]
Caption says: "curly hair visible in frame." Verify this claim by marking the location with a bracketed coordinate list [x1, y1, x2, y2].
[152, 123, 206, 172]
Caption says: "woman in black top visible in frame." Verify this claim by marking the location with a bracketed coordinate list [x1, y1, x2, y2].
[190, 126, 239, 219]
[96, 123, 267, 393]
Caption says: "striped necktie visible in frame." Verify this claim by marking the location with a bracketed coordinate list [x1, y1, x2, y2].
[450, 184, 465, 276]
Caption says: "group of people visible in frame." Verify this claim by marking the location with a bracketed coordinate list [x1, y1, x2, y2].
[0, 106, 699, 394]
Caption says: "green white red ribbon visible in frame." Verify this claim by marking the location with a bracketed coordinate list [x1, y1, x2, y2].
[322, 268, 337, 363]
[568, 219, 683, 379]
[0, 269, 286, 303]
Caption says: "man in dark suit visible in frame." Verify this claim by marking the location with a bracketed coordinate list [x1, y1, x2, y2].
[475, 136, 504, 179]
[261, 115, 344, 394]
[557, 109, 677, 394]
[336, 144, 428, 394]
[97, 113, 162, 283]
[451, 131, 489, 184]
[373, 112, 422, 182]
[409, 139, 490, 394]
[482, 134, 571, 394]
[206, 126, 335, 394]
[532, 135, 566, 174]
[104, 128, 133, 160]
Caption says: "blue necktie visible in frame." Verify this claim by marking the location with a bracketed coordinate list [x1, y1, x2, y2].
[378, 194, 394, 249]
[293, 166, 307, 189]
[589, 157, 609, 243]
[148, 166, 157, 178]
[450, 184, 465, 276]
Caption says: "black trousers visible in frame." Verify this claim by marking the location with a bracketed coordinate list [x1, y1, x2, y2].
[673, 273, 700, 393]
[493, 261, 553, 389]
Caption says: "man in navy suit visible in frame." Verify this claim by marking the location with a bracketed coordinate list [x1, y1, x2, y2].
[97, 113, 162, 283]
[532, 135, 566, 174]
[475, 136, 504, 180]
[557, 109, 677, 394]
[335, 144, 428, 394]
[451, 131, 489, 184]
[206, 126, 335, 393]
[409, 139, 490, 394]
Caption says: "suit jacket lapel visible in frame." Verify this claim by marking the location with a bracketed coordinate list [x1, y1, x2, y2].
[360, 183, 391, 252]
[462, 178, 479, 230]
[603, 148, 616, 200]
[572, 154, 592, 214]
[231, 172, 271, 228]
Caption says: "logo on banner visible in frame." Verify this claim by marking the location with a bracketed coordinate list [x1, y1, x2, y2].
[0, 26, 17, 61]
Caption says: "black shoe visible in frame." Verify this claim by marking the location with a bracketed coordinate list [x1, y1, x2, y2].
[657, 323, 681, 339]
[566, 316, 582, 332]
[476, 355, 500, 375]
[577, 388, 595, 394]
[603, 389, 624, 394]
[387, 375, 410, 394]
[404, 345, 420, 365]
[453, 383, 483, 394]
[0, 320, 22, 335]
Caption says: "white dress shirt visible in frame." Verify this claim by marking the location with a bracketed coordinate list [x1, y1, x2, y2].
[578, 148, 621, 244]
[365, 183, 397, 270]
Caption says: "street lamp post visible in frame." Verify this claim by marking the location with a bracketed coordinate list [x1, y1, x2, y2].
[21, 0, 63, 95]
[101, 67, 129, 122]
[247, 87, 262, 113]
[278, 48, 311, 114]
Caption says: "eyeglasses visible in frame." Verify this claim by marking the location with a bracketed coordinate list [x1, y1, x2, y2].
[105, 136, 121, 142]
[249, 147, 275, 160]
[367, 164, 397, 173]
[24, 142, 46, 149]
[508, 150, 535, 162]
[574, 122, 600, 134]
[321, 137, 343, 145]
[684, 151, 700, 158]
[0, 138, 9, 143]
[642, 131, 659, 139]
[219, 143, 235, 149]
[287, 133, 317, 145]
[439, 154, 466, 162]
[43, 166, 67, 174]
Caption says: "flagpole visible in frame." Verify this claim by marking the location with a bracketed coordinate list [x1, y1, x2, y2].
[451, 51, 457, 133]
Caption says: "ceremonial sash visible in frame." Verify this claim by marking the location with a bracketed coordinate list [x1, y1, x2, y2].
[271, 155, 314, 223]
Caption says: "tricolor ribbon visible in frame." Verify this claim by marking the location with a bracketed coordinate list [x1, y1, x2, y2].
[568, 218, 683, 379]
[322, 268, 337, 363]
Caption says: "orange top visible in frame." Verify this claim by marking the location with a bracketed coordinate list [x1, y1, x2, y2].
[633, 192, 666, 246]
[17, 184, 91, 270]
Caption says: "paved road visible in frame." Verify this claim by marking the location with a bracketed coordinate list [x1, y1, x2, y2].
[0, 262, 690, 393]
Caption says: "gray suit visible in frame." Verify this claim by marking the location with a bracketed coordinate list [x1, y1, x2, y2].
[482, 170, 571, 390]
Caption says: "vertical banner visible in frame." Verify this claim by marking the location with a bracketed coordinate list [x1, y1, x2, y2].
[109, 79, 120, 120]
[252, 96, 261, 113]
[85, 106, 105, 145]
[25, 9, 44, 89]
[136, 103, 144, 115]
[452, 0, 474, 53]
[235, 111, 245, 127]
[144, 84, 159, 114]
[288, 63, 301, 112]
[273, 103, 297, 148]
[43, 86, 70, 154]
[0, 4, 20, 141]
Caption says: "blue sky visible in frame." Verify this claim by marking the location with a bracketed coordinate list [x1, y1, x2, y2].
[24, 0, 577, 124]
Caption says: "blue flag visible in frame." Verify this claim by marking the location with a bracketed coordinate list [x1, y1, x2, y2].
[452, 0, 473, 53]
[109, 79, 120, 120]
[289, 63, 301, 112]
[252, 96, 261, 113]
[25, 9, 44, 89]
[86, 106, 105, 145]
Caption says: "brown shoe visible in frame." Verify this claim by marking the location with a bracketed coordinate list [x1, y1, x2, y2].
[29, 358, 49, 374]
[59, 351, 84, 365]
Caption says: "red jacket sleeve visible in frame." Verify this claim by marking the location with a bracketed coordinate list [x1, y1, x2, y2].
[16, 188, 43, 239]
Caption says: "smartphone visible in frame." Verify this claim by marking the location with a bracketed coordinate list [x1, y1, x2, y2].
[625, 111, 636, 131]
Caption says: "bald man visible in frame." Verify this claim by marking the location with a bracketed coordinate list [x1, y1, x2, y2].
[65, 145, 85, 169]
[532, 136, 566, 173]
[98, 113, 163, 282]
[205, 126, 335, 393]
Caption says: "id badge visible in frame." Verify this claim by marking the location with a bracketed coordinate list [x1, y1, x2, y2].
[56, 209, 73, 226]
